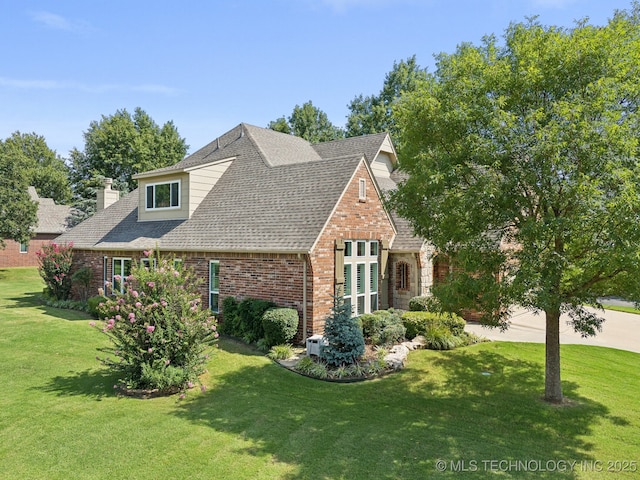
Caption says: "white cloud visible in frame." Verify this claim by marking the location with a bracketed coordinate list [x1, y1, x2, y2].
[29, 10, 93, 33]
[0, 77, 181, 96]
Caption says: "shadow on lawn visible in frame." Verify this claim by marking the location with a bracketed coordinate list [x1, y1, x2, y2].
[39, 368, 120, 400]
[171, 342, 609, 480]
[4, 291, 91, 321]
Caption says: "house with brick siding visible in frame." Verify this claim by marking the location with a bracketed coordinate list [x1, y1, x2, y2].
[0, 187, 73, 268]
[57, 123, 436, 340]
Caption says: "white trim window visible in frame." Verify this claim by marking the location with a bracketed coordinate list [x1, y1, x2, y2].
[358, 178, 367, 201]
[19, 242, 28, 253]
[209, 260, 220, 313]
[112, 258, 132, 294]
[145, 180, 180, 210]
[140, 258, 157, 270]
[343, 240, 379, 316]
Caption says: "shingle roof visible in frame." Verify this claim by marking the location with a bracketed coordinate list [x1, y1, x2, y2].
[58, 125, 369, 252]
[313, 132, 389, 164]
[28, 186, 73, 234]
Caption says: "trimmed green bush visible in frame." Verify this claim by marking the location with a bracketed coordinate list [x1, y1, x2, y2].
[408, 296, 432, 311]
[219, 297, 276, 343]
[409, 295, 438, 312]
[237, 298, 277, 343]
[219, 296, 240, 335]
[71, 266, 93, 301]
[402, 311, 466, 339]
[87, 295, 107, 318]
[321, 296, 365, 367]
[262, 308, 299, 347]
[359, 309, 406, 346]
[440, 314, 466, 336]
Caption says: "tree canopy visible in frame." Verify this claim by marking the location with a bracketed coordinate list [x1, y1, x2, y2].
[391, 6, 640, 403]
[0, 138, 38, 246]
[346, 55, 427, 140]
[268, 101, 344, 143]
[69, 107, 188, 220]
[2, 132, 72, 205]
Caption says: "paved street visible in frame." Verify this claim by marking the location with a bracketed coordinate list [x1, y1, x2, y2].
[465, 307, 640, 353]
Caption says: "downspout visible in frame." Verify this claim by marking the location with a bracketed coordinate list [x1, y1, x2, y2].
[298, 253, 308, 342]
[103, 256, 108, 291]
[302, 253, 308, 342]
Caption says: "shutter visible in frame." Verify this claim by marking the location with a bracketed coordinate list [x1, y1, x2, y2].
[380, 239, 389, 279]
[335, 239, 345, 295]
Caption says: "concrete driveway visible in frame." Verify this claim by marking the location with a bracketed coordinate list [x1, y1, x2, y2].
[465, 307, 640, 354]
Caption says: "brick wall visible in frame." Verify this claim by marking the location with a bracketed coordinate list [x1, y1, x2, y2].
[68, 161, 396, 341]
[0, 234, 59, 268]
[308, 160, 395, 336]
[71, 249, 310, 340]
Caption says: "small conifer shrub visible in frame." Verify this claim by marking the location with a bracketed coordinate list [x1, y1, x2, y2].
[320, 295, 365, 367]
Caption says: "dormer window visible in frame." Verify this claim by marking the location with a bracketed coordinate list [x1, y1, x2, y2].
[146, 180, 180, 210]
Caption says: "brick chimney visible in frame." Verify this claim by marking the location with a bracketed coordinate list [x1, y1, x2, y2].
[96, 178, 119, 211]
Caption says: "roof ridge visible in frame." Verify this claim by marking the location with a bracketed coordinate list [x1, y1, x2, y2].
[313, 131, 388, 147]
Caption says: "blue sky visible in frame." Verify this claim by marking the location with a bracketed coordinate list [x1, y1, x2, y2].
[0, 0, 634, 157]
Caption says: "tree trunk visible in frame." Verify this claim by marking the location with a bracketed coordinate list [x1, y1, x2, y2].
[544, 308, 563, 403]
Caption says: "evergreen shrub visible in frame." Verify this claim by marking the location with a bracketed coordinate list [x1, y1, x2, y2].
[320, 296, 365, 367]
[359, 309, 406, 346]
[262, 308, 299, 347]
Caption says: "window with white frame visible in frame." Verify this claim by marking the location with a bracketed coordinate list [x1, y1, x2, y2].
[112, 258, 132, 294]
[358, 178, 366, 201]
[140, 258, 157, 270]
[343, 240, 379, 316]
[209, 260, 220, 313]
[19, 242, 28, 253]
[145, 180, 180, 210]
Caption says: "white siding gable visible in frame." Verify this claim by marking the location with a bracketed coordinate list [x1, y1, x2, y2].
[371, 152, 394, 179]
[188, 159, 233, 217]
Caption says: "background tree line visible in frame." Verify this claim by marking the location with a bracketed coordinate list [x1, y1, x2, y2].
[0, 55, 425, 241]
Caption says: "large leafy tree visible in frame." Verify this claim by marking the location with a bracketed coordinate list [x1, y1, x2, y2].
[391, 7, 640, 403]
[2, 132, 72, 204]
[70, 107, 188, 220]
[268, 101, 344, 143]
[346, 55, 427, 140]
[0, 139, 38, 246]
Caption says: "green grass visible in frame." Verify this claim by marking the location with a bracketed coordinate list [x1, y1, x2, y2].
[1, 267, 639, 479]
[601, 303, 640, 315]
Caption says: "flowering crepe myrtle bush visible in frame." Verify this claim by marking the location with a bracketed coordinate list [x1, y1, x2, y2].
[93, 251, 218, 393]
[36, 242, 74, 300]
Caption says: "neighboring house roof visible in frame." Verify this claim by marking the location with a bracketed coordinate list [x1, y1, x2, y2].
[27, 186, 73, 235]
[57, 124, 392, 253]
[313, 132, 390, 165]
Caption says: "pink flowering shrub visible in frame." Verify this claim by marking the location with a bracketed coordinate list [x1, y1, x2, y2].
[36, 242, 74, 300]
[93, 252, 218, 393]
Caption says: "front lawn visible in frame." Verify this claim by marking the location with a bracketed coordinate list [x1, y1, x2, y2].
[0, 267, 638, 479]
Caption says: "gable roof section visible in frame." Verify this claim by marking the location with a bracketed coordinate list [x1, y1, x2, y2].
[58, 125, 373, 253]
[28, 186, 73, 234]
[313, 132, 392, 164]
